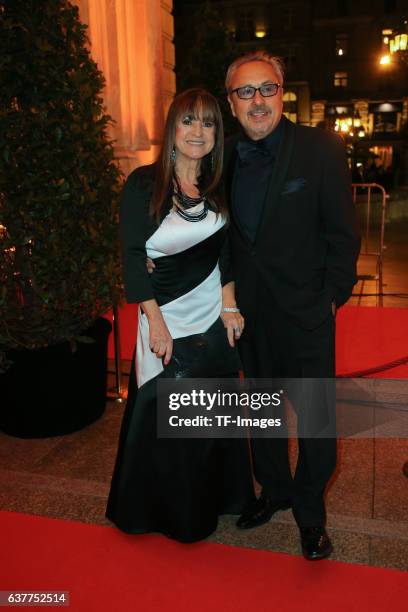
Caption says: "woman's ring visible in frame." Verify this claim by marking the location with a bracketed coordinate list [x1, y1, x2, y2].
[233, 327, 241, 334]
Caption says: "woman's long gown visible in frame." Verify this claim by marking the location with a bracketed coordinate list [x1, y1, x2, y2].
[106, 202, 255, 543]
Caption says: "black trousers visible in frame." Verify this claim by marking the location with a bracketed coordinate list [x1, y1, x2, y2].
[238, 306, 337, 528]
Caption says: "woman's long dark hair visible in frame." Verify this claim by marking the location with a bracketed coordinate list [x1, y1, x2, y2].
[150, 88, 227, 221]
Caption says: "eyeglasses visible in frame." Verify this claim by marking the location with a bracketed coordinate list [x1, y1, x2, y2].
[230, 83, 281, 100]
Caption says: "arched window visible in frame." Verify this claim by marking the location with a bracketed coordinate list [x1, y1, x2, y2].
[283, 91, 297, 123]
[283, 92, 297, 102]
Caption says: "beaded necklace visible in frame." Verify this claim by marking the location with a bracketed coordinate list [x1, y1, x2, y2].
[172, 172, 209, 222]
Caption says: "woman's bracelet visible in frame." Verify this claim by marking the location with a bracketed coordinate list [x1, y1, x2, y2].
[222, 307, 240, 313]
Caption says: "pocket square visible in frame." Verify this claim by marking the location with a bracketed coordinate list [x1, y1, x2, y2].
[282, 178, 307, 194]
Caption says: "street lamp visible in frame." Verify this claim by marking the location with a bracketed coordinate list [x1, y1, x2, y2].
[379, 54, 392, 65]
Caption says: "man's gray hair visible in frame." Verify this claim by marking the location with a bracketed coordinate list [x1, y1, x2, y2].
[225, 52, 285, 92]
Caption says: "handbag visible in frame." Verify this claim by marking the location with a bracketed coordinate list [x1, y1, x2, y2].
[162, 317, 241, 379]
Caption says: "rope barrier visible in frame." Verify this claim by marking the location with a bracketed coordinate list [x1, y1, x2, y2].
[351, 293, 408, 298]
[337, 354, 408, 378]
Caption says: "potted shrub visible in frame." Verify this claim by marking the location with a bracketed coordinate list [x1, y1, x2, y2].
[0, 0, 122, 437]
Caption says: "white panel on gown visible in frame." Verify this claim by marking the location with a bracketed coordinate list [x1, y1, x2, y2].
[136, 205, 226, 388]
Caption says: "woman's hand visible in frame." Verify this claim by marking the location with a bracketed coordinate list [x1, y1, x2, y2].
[221, 281, 244, 347]
[146, 257, 155, 274]
[220, 310, 245, 348]
[149, 317, 173, 365]
[141, 299, 173, 365]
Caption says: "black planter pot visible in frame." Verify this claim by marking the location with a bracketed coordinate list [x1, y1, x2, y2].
[0, 317, 112, 438]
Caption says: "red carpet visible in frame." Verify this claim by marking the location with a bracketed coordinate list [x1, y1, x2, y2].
[106, 304, 408, 378]
[105, 303, 138, 363]
[336, 305, 408, 377]
[1, 511, 407, 612]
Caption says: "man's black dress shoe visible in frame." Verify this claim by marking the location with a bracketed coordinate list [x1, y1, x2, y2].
[300, 527, 333, 560]
[236, 495, 291, 530]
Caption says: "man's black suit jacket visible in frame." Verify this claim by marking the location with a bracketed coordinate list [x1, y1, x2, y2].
[224, 117, 361, 330]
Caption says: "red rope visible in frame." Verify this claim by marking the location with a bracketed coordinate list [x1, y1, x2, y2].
[337, 355, 408, 378]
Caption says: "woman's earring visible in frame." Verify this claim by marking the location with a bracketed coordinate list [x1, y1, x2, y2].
[171, 146, 176, 164]
[211, 152, 215, 172]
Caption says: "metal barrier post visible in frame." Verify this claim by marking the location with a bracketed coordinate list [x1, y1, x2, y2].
[107, 303, 124, 402]
[352, 182, 387, 305]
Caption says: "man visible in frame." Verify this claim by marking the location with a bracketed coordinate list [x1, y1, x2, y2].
[223, 52, 360, 560]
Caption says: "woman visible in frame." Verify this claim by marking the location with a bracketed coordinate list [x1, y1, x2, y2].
[106, 89, 254, 543]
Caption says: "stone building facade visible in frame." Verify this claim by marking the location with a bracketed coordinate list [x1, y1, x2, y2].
[74, 0, 176, 175]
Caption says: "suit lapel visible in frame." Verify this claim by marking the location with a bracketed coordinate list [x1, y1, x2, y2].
[254, 117, 295, 245]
